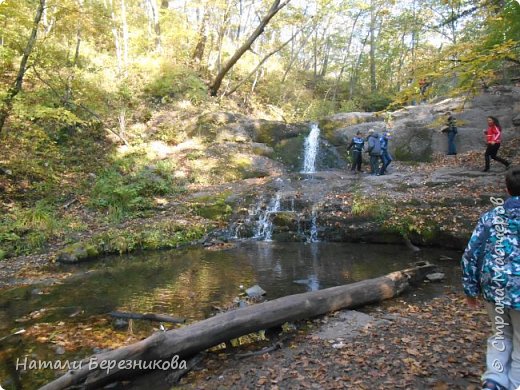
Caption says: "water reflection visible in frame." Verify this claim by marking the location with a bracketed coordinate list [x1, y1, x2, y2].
[0, 242, 463, 389]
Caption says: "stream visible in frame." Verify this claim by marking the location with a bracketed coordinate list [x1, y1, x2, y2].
[0, 125, 465, 389]
[0, 241, 462, 389]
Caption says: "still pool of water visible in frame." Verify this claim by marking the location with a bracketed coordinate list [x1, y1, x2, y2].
[0, 242, 463, 389]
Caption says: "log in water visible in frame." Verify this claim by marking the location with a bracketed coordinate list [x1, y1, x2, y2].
[40, 262, 435, 390]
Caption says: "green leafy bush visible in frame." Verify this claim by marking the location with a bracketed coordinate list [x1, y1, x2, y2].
[0, 201, 82, 257]
[144, 63, 207, 103]
[358, 93, 392, 112]
[89, 159, 181, 221]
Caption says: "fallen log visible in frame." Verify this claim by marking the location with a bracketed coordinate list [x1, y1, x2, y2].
[109, 311, 185, 324]
[40, 262, 435, 390]
[115, 354, 204, 390]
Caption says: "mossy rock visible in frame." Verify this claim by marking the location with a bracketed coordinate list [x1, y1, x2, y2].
[193, 201, 233, 221]
[271, 231, 304, 242]
[0, 249, 6, 260]
[251, 120, 308, 146]
[251, 143, 274, 157]
[318, 113, 380, 142]
[191, 192, 234, 221]
[56, 242, 100, 264]
[272, 211, 299, 230]
[272, 136, 305, 171]
[188, 112, 240, 140]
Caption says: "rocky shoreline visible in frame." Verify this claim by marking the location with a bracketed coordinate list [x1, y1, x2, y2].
[0, 156, 512, 291]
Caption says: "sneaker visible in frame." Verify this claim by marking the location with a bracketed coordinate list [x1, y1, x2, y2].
[482, 379, 508, 390]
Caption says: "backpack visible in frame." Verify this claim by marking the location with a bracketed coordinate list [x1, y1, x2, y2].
[369, 135, 381, 155]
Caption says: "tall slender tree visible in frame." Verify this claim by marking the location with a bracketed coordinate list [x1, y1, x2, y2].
[0, 0, 46, 133]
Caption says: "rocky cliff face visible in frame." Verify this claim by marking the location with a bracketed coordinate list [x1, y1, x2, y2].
[318, 86, 520, 162]
[142, 87, 519, 249]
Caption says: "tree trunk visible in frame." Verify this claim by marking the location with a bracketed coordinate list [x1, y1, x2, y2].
[369, 0, 377, 93]
[64, 0, 83, 104]
[215, 0, 232, 73]
[63, 28, 81, 104]
[40, 262, 435, 390]
[108, 0, 122, 73]
[349, 31, 370, 100]
[209, 0, 291, 96]
[332, 11, 361, 103]
[192, 8, 209, 62]
[281, 25, 315, 83]
[0, 0, 46, 133]
[235, 0, 243, 41]
[320, 38, 330, 78]
[121, 0, 129, 69]
[146, 0, 162, 52]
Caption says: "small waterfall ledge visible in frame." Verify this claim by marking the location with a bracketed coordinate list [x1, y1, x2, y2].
[230, 123, 325, 242]
[301, 123, 320, 174]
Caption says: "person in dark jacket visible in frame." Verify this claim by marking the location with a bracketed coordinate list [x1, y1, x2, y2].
[442, 111, 458, 155]
[347, 131, 365, 173]
[462, 167, 520, 390]
[379, 131, 393, 175]
[483, 116, 510, 172]
[366, 129, 382, 175]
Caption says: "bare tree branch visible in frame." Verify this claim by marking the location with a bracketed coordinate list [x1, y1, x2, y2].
[225, 20, 310, 96]
[209, 0, 291, 96]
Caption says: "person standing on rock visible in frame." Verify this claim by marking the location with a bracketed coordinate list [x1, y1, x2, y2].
[347, 131, 365, 173]
[442, 111, 458, 155]
[483, 116, 510, 172]
[461, 167, 520, 390]
[379, 131, 393, 175]
[366, 129, 382, 175]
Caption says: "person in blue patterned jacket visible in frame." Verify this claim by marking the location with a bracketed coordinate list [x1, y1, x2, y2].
[462, 167, 520, 390]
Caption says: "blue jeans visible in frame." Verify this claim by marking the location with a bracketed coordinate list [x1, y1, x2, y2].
[484, 302, 520, 389]
[380, 150, 392, 174]
[448, 131, 457, 154]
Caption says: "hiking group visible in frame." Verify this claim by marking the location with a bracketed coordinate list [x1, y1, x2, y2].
[347, 113, 511, 176]
[347, 128, 392, 176]
[441, 112, 511, 171]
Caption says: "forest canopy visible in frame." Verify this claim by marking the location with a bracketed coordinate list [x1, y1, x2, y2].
[1, 0, 519, 131]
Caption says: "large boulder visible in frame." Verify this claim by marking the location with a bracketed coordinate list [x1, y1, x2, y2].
[513, 113, 520, 127]
[248, 120, 309, 146]
[378, 87, 519, 161]
[319, 112, 382, 143]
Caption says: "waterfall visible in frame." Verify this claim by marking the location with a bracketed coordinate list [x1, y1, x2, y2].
[302, 123, 320, 174]
[307, 208, 319, 243]
[254, 194, 281, 241]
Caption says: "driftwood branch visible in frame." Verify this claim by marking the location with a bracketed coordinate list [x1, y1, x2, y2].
[109, 311, 185, 324]
[115, 354, 204, 390]
[41, 262, 435, 390]
[236, 341, 283, 359]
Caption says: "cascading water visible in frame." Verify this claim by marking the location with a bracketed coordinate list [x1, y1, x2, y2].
[254, 194, 281, 241]
[301, 123, 320, 174]
[307, 208, 319, 243]
[232, 127, 325, 241]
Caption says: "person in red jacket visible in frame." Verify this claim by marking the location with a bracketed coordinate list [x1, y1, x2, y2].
[483, 116, 510, 172]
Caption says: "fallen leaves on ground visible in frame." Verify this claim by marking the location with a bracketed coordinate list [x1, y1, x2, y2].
[182, 292, 489, 390]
